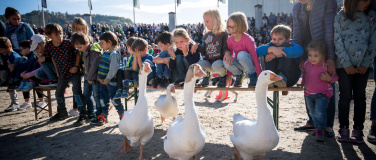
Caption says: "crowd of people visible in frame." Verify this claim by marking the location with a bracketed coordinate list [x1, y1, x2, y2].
[0, 0, 376, 150]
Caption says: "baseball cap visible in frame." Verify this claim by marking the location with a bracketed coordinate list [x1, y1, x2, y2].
[30, 34, 45, 51]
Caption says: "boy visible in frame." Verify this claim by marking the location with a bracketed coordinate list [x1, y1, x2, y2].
[16, 40, 38, 92]
[256, 24, 303, 87]
[92, 31, 124, 126]
[131, 38, 155, 85]
[0, 37, 24, 111]
[152, 32, 172, 88]
[44, 23, 86, 121]
[71, 32, 102, 127]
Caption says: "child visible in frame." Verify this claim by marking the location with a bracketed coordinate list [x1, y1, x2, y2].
[71, 32, 102, 127]
[225, 12, 262, 87]
[152, 31, 172, 88]
[44, 23, 86, 121]
[33, 35, 58, 86]
[335, 0, 376, 143]
[196, 9, 230, 88]
[0, 37, 23, 111]
[301, 41, 338, 142]
[256, 24, 303, 87]
[131, 38, 155, 84]
[16, 40, 46, 110]
[113, 37, 137, 100]
[92, 31, 124, 126]
[153, 28, 200, 85]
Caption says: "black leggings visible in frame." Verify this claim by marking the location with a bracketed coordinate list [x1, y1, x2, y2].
[23, 91, 43, 99]
[116, 69, 132, 89]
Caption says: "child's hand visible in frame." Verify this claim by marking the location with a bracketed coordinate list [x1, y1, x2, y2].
[325, 59, 336, 75]
[272, 47, 287, 58]
[69, 66, 78, 73]
[320, 72, 332, 82]
[225, 74, 232, 87]
[167, 46, 175, 58]
[20, 73, 27, 79]
[356, 65, 368, 74]
[299, 59, 305, 73]
[265, 53, 275, 62]
[181, 43, 189, 56]
[223, 51, 233, 65]
[344, 65, 358, 75]
[191, 43, 198, 54]
[88, 80, 93, 84]
[8, 64, 14, 72]
[38, 56, 46, 64]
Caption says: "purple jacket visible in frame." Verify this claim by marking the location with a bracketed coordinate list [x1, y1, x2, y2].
[292, 0, 337, 60]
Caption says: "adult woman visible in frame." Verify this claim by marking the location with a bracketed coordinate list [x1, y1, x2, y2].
[292, 0, 337, 137]
[4, 7, 34, 53]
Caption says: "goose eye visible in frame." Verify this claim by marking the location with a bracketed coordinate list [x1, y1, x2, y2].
[265, 73, 267, 75]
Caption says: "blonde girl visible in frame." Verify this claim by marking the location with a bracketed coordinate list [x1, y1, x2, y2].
[196, 9, 230, 88]
[225, 12, 261, 88]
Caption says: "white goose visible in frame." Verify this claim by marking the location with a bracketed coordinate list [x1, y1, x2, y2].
[230, 70, 281, 160]
[164, 64, 207, 160]
[154, 84, 179, 123]
[118, 62, 154, 160]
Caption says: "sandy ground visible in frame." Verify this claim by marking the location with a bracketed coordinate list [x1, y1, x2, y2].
[0, 80, 376, 160]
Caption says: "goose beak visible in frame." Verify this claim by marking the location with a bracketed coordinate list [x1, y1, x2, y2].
[144, 64, 152, 73]
[170, 85, 176, 93]
[270, 73, 282, 81]
[194, 65, 207, 78]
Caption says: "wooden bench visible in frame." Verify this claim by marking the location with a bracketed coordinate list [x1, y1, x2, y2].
[124, 86, 303, 129]
[32, 86, 57, 120]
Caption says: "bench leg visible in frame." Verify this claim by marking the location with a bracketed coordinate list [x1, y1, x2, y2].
[272, 91, 279, 130]
[47, 90, 52, 117]
[134, 88, 138, 105]
[33, 89, 38, 120]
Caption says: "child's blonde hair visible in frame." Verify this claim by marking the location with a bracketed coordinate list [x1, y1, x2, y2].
[172, 28, 194, 44]
[72, 17, 89, 35]
[203, 9, 225, 35]
[227, 12, 248, 34]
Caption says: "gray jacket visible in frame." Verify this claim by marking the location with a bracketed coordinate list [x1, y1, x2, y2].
[292, 0, 337, 59]
[82, 43, 102, 81]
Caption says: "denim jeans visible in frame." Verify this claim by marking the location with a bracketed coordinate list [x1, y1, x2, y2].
[156, 51, 171, 79]
[35, 62, 58, 81]
[337, 68, 369, 130]
[98, 83, 124, 116]
[305, 94, 330, 131]
[305, 83, 336, 128]
[371, 59, 376, 122]
[55, 73, 86, 112]
[198, 59, 226, 77]
[171, 54, 190, 82]
[223, 51, 256, 76]
[83, 79, 100, 115]
[265, 57, 300, 87]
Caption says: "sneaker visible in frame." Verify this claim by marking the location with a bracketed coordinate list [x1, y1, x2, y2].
[174, 80, 184, 87]
[160, 77, 170, 88]
[123, 80, 135, 87]
[216, 76, 226, 88]
[120, 89, 129, 98]
[153, 77, 161, 88]
[73, 114, 89, 127]
[50, 110, 69, 121]
[233, 72, 245, 87]
[316, 130, 325, 142]
[18, 102, 32, 110]
[248, 72, 258, 88]
[350, 129, 364, 144]
[337, 127, 350, 142]
[4, 104, 19, 112]
[274, 73, 287, 88]
[90, 116, 99, 125]
[39, 79, 58, 87]
[16, 81, 26, 91]
[96, 114, 107, 126]
[120, 114, 124, 120]
[324, 130, 335, 138]
[367, 126, 376, 142]
[36, 101, 48, 111]
[68, 109, 79, 117]
[21, 81, 36, 92]
[201, 73, 211, 87]
[113, 89, 123, 100]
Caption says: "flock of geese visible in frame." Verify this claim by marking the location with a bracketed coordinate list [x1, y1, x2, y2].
[118, 62, 281, 160]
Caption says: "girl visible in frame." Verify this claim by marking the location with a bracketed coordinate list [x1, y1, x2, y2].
[225, 12, 262, 88]
[335, 0, 376, 143]
[153, 28, 200, 86]
[302, 41, 338, 142]
[196, 9, 230, 88]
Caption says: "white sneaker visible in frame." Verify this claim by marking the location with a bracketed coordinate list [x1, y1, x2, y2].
[36, 101, 48, 111]
[68, 109, 79, 117]
[4, 104, 20, 112]
[18, 102, 32, 110]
